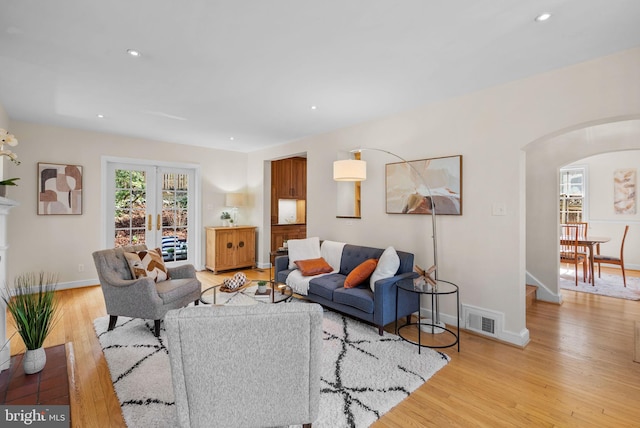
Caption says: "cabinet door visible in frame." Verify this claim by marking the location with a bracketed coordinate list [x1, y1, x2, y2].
[235, 228, 256, 267]
[271, 228, 286, 252]
[273, 159, 292, 199]
[215, 229, 236, 271]
[291, 157, 307, 199]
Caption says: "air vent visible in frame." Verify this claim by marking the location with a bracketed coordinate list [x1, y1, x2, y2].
[462, 305, 501, 338]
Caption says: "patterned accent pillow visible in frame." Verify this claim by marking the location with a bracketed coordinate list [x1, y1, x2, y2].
[295, 257, 334, 276]
[124, 248, 169, 282]
[344, 259, 378, 288]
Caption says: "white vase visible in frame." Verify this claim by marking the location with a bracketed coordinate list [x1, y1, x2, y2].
[23, 347, 47, 374]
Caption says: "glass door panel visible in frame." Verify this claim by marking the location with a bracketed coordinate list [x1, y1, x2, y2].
[113, 167, 155, 248]
[106, 162, 196, 266]
[160, 171, 191, 263]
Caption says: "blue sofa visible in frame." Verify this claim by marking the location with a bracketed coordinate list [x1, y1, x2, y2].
[275, 243, 419, 335]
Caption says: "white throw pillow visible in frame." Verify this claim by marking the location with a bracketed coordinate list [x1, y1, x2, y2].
[287, 236, 322, 269]
[370, 246, 400, 291]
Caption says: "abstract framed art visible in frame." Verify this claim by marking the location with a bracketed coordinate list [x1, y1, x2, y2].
[385, 155, 462, 215]
[614, 168, 636, 214]
[38, 162, 83, 215]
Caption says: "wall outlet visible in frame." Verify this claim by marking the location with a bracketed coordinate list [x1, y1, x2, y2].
[78, 263, 85, 272]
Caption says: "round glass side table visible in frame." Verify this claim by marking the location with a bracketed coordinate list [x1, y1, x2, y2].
[395, 277, 460, 353]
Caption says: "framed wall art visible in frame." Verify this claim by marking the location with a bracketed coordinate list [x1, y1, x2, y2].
[38, 162, 83, 215]
[614, 168, 636, 214]
[385, 155, 462, 215]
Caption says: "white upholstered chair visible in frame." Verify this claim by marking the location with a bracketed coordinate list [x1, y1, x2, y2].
[165, 303, 323, 428]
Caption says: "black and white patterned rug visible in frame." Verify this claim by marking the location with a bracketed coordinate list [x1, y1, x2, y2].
[94, 307, 449, 428]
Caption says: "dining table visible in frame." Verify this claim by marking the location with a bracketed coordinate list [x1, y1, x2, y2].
[560, 235, 611, 285]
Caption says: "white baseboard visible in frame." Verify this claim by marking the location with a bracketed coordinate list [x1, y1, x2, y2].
[418, 304, 531, 348]
[526, 271, 563, 304]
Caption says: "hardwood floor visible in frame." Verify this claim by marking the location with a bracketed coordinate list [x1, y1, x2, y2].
[6, 267, 640, 427]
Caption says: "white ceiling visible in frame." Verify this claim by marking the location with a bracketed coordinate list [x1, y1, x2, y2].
[1, 1, 640, 152]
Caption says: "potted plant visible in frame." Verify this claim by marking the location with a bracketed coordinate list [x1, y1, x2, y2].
[1, 272, 60, 374]
[220, 211, 231, 226]
[257, 280, 268, 294]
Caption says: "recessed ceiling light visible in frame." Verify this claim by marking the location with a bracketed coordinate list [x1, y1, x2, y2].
[535, 13, 551, 22]
[127, 49, 142, 57]
[97, 114, 105, 118]
[311, 105, 317, 110]
[229, 137, 235, 141]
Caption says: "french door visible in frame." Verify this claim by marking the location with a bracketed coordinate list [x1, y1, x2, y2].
[105, 160, 197, 266]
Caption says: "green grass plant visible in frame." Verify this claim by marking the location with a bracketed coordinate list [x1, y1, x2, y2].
[2, 272, 60, 350]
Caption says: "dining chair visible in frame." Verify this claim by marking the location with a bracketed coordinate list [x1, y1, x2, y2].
[595, 225, 629, 287]
[566, 221, 590, 278]
[560, 225, 587, 286]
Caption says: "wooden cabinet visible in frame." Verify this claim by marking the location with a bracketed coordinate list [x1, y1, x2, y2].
[272, 157, 306, 200]
[271, 225, 307, 252]
[205, 226, 256, 273]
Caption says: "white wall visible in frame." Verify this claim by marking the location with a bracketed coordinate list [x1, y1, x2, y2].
[4, 121, 249, 285]
[249, 47, 640, 347]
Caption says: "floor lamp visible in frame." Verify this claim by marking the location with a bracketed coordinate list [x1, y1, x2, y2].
[333, 148, 445, 332]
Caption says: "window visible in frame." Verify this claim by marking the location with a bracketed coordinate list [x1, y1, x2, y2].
[559, 166, 587, 223]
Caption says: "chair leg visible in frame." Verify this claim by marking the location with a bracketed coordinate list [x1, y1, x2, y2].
[597, 262, 601, 278]
[194, 299, 199, 306]
[622, 265, 627, 287]
[154, 320, 161, 337]
[108, 315, 118, 331]
[378, 326, 384, 336]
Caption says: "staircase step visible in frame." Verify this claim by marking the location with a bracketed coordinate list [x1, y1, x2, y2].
[526, 284, 538, 309]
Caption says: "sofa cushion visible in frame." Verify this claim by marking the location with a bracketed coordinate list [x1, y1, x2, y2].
[295, 257, 334, 276]
[333, 286, 374, 314]
[344, 259, 378, 288]
[124, 248, 169, 282]
[308, 274, 345, 301]
[370, 246, 400, 291]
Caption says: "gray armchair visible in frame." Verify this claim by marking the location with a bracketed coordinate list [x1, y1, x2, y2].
[92, 244, 201, 337]
[165, 303, 323, 428]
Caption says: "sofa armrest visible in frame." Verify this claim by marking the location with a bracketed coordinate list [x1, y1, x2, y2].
[274, 255, 290, 277]
[168, 264, 197, 279]
[374, 271, 418, 292]
[373, 272, 420, 328]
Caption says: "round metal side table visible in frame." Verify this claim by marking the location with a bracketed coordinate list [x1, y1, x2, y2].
[395, 278, 460, 353]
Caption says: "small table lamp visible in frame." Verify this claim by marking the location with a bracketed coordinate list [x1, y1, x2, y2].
[225, 193, 245, 226]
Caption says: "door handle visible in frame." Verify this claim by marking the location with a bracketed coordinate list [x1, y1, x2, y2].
[157, 214, 161, 231]
[147, 214, 152, 231]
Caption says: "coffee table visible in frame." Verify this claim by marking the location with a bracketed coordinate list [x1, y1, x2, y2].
[200, 279, 293, 305]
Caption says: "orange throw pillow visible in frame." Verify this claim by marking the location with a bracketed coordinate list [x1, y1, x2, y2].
[295, 257, 334, 276]
[344, 259, 378, 288]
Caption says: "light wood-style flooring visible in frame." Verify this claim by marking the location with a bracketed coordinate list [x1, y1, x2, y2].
[6, 267, 640, 427]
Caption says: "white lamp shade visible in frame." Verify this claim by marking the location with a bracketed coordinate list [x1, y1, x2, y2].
[333, 159, 367, 181]
[225, 192, 245, 207]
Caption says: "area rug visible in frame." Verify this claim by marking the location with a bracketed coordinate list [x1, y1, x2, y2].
[559, 268, 640, 300]
[93, 307, 450, 428]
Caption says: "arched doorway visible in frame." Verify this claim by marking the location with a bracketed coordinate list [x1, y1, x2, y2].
[524, 118, 640, 303]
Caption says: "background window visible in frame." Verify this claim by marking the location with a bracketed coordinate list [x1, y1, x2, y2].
[559, 167, 587, 223]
